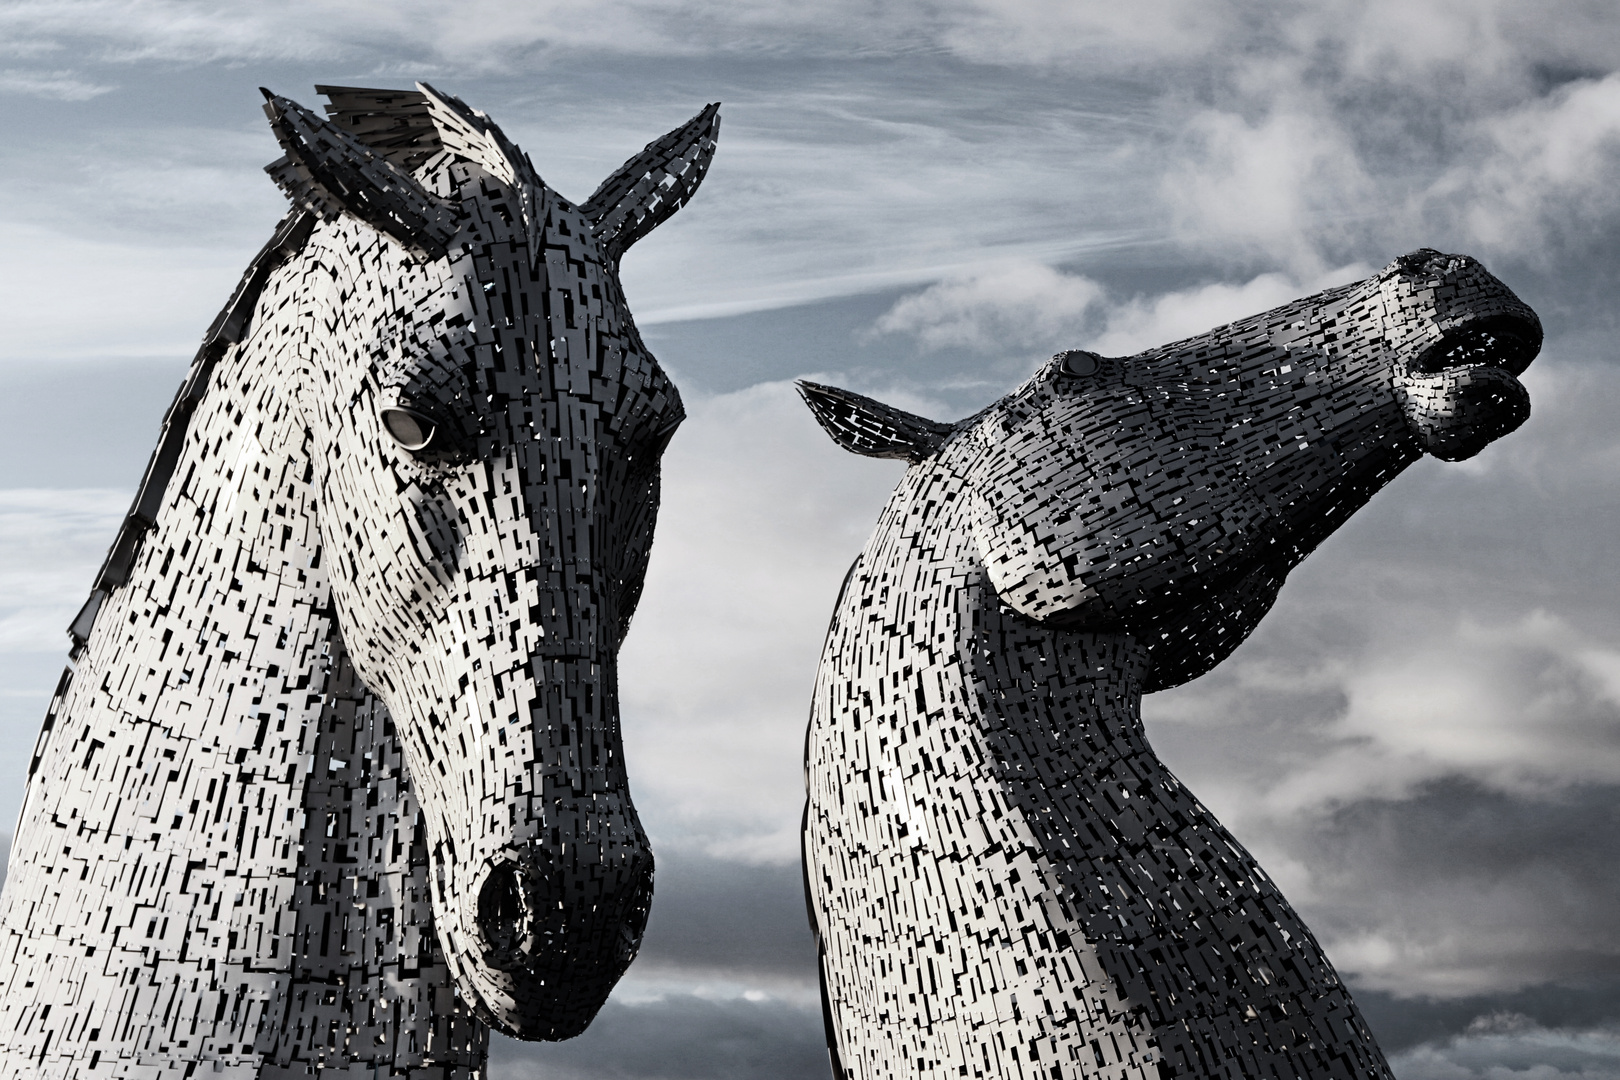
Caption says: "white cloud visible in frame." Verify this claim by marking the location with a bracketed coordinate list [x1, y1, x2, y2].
[0, 124, 286, 247]
[937, 0, 1242, 67]
[870, 262, 1371, 360]
[1254, 612, 1620, 814]
[1082, 264, 1370, 355]
[1295, 0, 1620, 91]
[1159, 98, 1378, 273]
[0, 0, 1015, 68]
[10, 0, 1619, 336]
[0, 489, 127, 652]
[21, 0, 1601, 82]
[615, 83, 1155, 324]
[1393, 1021, 1620, 1079]
[0, 76, 1164, 341]
[869, 261, 1103, 353]
[0, 222, 253, 362]
[1427, 73, 1620, 258]
[1289, 0, 1522, 86]
[0, 0, 1252, 72]
[0, 68, 113, 100]
[3, 0, 1619, 295]
[618, 379, 916, 863]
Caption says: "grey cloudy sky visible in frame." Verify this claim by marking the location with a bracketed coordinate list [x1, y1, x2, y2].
[2, 1, 1619, 1077]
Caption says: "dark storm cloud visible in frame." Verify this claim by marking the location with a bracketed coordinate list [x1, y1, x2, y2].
[633, 856, 818, 979]
[1302, 781, 1620, 988]
[486, 855, 828, 1079]
[489, 993, 831, 1080]
[1391, 1016, 1620, 1080]
[1360, 976, 1620, 1055]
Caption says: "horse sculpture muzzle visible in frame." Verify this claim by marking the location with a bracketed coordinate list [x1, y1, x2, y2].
[473, 846, 654, 979]
[354, 420, 677, 1041]
[333, 428, 670, 1041]
[468, 818, 655, 1038]
[1384, 250, 1540, 460]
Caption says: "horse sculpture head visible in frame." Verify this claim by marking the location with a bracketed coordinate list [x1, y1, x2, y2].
[797, 255, 1540, 1078]
[258, 85, 717, 1038]
[803, 250, 1540, 690]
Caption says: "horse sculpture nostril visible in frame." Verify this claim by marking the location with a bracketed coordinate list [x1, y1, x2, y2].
[477, 862, 531, 967]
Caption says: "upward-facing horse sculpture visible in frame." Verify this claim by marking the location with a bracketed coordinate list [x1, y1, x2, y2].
[0, 84, 718, 1075]
[799, 251, 1540, 1080]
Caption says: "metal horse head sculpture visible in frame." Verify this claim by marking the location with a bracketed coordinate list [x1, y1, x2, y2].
[799, 252, 1540, 1080]
[0, 84, 717, 1073]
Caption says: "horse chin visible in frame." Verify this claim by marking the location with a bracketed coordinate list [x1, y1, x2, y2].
[463, 973, 614, 1042]
[454, 943, 630, 1041]
[1399, 363, 1531, 462]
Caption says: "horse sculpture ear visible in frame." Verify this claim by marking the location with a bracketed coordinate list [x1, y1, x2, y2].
[797, 381, 953, 463]
[262, 89, 462, 262]
[582, 103, 721, 261]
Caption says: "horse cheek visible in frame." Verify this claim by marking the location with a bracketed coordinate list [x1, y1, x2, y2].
[968, 488, 1107, 624]
[403, 483, 465, 586]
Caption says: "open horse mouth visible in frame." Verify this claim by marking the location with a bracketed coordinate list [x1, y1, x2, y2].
[1409, 314, 1541, 376]
[1399, 314, 1541, 462]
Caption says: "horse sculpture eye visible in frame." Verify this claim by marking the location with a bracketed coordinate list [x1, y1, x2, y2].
[1060, 351, 1099, 378]
[380, 407, 437, 452]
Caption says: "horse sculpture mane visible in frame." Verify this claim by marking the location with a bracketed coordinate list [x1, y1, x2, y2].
[799, 252, 1541, 1080]
[0, 84, 718, 1076]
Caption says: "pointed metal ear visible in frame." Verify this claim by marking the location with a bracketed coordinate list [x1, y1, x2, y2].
[582, 104, 720, 261]
[262, 88, 461, 262]
[797, 381, 953, 463]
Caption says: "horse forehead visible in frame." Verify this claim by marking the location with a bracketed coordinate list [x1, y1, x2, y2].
[361, 205, 681, 419]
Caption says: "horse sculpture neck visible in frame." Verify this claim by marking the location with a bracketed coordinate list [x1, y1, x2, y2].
[809, 449, 1388, 1080]
[0, 215, 483, 1076]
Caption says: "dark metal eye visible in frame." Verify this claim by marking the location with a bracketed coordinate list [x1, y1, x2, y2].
[381, 407, 436, 451]
[1060, 351, 1099, 378]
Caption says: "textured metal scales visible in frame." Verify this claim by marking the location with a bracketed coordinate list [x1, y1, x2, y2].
[0, 84, 718, 1076]
[799, 252, 1543, 1080]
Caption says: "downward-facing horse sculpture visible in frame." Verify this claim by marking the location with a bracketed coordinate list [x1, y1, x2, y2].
[799, 251, 1540, 1080]
[0, 84, 717, 1075]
